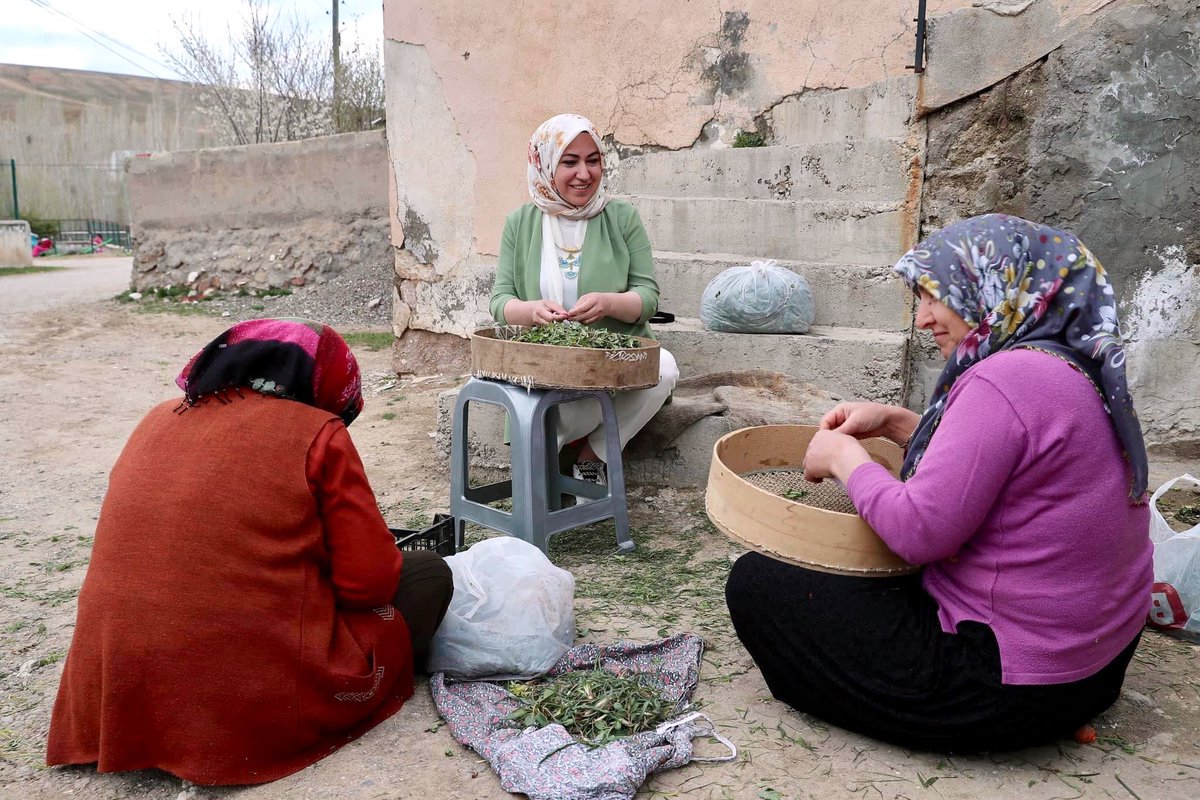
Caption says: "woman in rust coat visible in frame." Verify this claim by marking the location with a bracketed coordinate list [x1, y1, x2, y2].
[47, 318, 452, 785]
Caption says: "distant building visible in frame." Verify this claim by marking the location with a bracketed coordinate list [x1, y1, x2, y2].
[0, 64, 229, 224]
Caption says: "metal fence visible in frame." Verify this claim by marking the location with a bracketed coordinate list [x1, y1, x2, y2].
[51, 219, 132, 251]
[1, 158, 129, 225]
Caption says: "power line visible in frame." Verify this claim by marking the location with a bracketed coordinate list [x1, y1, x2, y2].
[24, 0, 175, 80]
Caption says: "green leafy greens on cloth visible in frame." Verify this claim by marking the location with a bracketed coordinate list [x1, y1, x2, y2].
[505, 667, 677, 746]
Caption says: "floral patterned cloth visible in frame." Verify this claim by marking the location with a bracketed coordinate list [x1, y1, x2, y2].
[893, 214, 1147, 501]
[430, 634, 728, 800]
[176, 318, 364, 425]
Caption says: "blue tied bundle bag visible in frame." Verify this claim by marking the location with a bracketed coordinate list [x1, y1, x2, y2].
[699, 260, 814, 334]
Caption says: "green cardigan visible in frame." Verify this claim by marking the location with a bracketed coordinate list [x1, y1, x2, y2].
[489, 200, 659, 339]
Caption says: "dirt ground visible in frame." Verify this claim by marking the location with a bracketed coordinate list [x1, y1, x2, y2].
[1, 258, 1198, 800]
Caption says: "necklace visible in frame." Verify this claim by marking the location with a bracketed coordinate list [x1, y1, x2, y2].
[549, 216, 585, 280]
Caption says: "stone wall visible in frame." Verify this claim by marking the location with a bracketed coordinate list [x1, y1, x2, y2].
[920, 0, 1200, 454]
[127, 131, 390, 294]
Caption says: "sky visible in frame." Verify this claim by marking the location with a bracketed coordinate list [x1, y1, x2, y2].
[0, 0, 384, 81]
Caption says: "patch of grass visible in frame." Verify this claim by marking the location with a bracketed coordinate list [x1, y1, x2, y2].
[36, 557, 88, 573]
[548, 498, 739, 645]
[383, 498, 433, 530]
[733, 130, 767, 148]
[0, 584, 79, 606]
[0, 266, 65, 276]
[1095, 734, 1138, 755]
[34, 651, 64, 668]
[381, 412, 397, 421]
[343, 331, 394, 351]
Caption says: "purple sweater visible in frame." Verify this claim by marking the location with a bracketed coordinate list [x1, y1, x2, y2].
[847, 350, 1152, 685]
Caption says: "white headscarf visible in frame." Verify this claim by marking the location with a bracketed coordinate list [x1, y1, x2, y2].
[526, 114, 609, 221]
[527, 114, 609, 307]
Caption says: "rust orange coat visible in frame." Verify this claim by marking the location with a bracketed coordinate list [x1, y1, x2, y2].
[47, 395, 411, 784]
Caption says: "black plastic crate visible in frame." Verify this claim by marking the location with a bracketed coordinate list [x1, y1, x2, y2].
[389, 513, 456, 556]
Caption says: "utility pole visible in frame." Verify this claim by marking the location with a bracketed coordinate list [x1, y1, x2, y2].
[9, 159, 17, 219]
[332, 1, 341, 129]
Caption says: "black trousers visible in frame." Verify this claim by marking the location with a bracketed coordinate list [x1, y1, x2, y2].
[391, 550, 453, 673]
[725, 552, 1139, 752]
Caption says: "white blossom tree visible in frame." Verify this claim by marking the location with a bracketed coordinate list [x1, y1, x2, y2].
[160, 0, 383, 145]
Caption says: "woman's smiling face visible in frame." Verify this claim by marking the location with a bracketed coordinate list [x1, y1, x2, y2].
[916, 288, 973, 359]
[552, 133, 602, 207]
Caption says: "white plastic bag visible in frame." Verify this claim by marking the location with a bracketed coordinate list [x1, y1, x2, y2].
[1147, 474, 1200, 641]
[427, 536, 576, 679]
[699, 259, 814, 334]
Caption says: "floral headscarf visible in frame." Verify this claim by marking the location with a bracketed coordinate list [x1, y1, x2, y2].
[527, 114, 609, 220]
[894, 214, 1147, 502]
[176, 318, 364, 426]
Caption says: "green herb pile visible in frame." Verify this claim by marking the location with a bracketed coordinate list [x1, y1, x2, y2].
[502, 321, 641, 350]
[782, 488, 809, 501]
[505, 668, 677, 745]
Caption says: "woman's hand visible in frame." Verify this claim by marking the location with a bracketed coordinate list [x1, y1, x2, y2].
[530, 299, 568, 325]
[504, 298, 568, 326]
[820, 402, 918, 445]
[566, 292, 611, 325]
[802, 428, 873, 484]
[568, 291, 645, 325]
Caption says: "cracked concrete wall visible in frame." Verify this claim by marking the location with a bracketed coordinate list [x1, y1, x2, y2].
[128, 131, 390, 292]
[921, 0, 1200, 454]
[382, 0, 983, 372]
[921, 0, 1117, 113]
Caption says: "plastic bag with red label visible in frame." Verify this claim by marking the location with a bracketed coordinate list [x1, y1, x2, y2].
[1147, 474, 1200, 642]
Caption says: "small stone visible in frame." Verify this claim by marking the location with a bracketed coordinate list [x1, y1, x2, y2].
[186, 270, 201, 284]
[128, 292, 143, 300]
[1124, 690, 1155, 709]
[202, 288, 216, 298]
[289, 276, 306, 287]
[366, 297, 382, 309]
[221, 311, 231, 317]
[269, 254, 276, 262]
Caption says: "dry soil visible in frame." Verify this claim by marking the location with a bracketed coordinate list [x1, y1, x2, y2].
[1, 258, 1198, 800]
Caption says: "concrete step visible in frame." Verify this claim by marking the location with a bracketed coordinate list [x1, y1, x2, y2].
[767, 75, 918, 144]
[628, 195, 908, 264]
[612, 138, 912, 203]
[652, 250, 910, 331]
[655, 317, 907, 405]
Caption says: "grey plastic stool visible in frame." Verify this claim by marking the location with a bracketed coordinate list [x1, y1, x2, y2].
[449, 377, 634, 555]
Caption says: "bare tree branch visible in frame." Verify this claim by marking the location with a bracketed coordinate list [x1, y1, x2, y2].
[157, 0, 381, 144]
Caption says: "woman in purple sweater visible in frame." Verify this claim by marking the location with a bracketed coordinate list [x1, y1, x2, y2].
[725, 214, 1152, 751]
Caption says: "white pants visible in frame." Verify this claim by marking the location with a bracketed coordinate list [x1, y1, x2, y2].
[554, 348, 679, 462]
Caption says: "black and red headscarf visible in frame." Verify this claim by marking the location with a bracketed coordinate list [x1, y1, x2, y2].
[176, 318, 364, 425]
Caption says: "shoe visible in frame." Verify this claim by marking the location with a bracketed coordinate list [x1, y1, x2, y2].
[573, 459, 608, 486]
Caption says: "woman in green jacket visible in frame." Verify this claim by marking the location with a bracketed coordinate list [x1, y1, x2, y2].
[490, 113, 678, 480]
